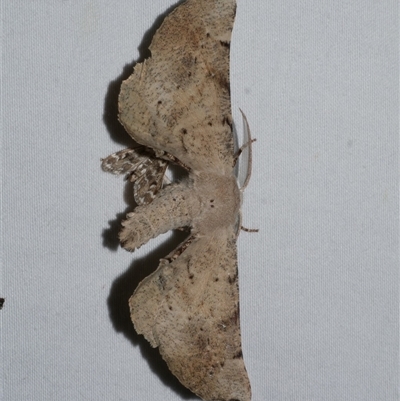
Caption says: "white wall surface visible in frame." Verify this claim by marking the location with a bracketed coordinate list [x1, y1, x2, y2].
[2, 1, 397, 400]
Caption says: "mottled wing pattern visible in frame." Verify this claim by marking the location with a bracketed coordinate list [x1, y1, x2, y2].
[101, 147, 167, 205]
[129, 158, 168, 206]
[129, 229, 251, 401]
[118, 0, 236, 174]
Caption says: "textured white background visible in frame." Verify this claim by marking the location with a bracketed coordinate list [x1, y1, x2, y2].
[2, 1, 397, 400]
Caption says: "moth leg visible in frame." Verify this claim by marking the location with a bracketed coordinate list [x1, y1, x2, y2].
[120, 183, 200, 251]
[233, 138, 256, 165]
[241, 225, 259, 233]
[235, 210, 259, 238]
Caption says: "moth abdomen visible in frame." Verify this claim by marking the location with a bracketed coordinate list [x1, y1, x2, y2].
[119, 181, 201, 251]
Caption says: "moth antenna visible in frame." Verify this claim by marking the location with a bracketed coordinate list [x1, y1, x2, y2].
[236, 110, 258, 235]
[237, 108, 255, 191]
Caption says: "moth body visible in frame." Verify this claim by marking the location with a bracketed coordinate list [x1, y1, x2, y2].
[120, 171, 240, 250]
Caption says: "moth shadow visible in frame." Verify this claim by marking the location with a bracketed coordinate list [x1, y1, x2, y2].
[102, 0, 186, 148]
[102, 180, 136, 251]
[107, 229, 198, 400]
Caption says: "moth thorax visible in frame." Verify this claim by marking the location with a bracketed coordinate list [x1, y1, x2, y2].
[194, 172, 240, 233]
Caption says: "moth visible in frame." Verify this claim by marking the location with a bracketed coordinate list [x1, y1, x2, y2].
[102, 0, 251, 400]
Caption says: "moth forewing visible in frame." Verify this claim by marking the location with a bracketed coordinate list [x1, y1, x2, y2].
[103, 0, 251, 400]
